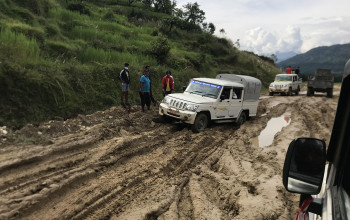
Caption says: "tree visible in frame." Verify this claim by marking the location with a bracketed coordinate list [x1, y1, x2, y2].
[182, 2, 205, 25]
[234, 39, 240, 48]
[202, 22, 215, 35]
[142, 0, 153, 7]
[270, 54, 278, 63]
[154, 0, 176, 14]
[208, 22, 215, 35]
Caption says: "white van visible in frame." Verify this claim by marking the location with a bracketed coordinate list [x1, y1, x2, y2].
[158, 74, 261, 132]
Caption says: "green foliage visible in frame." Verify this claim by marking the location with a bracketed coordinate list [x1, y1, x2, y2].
[0, 27, 40, 62]
[0, 0, 279, 128]
[10, 23, 45, 43]
[182, 2, 205, 25]
[149, 35, 171, 64]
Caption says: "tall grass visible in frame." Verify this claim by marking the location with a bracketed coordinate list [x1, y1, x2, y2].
[77, 46, 155, 66]
[0, 27, 40, 62]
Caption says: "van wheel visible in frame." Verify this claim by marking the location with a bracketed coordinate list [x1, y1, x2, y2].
[236, 112, 246, 126]
[191, 113, 208, 133]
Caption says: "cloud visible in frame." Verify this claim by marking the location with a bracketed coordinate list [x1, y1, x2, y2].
[242, 26, 303, 55]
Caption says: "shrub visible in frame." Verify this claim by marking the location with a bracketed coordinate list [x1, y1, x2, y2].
[66, 4, 90, 16]
[149, 35, 170, 64]
[103, 11, 116, 21]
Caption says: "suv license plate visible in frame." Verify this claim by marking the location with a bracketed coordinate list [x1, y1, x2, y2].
[169, 109, 179, 115]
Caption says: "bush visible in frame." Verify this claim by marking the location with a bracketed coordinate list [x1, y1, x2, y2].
[103, 11, 116, 21]
[67, 4, 90, 16]
[149, 35, 170, 64]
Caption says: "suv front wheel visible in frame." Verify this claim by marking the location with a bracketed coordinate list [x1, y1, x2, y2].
[191, 113, 208, 133]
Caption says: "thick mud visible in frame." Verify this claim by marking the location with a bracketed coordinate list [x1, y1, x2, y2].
[0, 88, 339, 220]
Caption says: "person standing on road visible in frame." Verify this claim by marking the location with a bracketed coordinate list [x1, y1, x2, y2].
[144, 65, 157, 106]
[286, 66, 292, 74]
[139, 70, 151, 112]
[162, 70, 174, 96]
[120, 63, 130, 107]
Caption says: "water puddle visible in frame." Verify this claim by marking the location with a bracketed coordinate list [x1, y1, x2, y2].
[258, 112, 291, 148]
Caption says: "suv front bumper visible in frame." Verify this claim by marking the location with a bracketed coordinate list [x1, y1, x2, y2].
[159, 103, 196, 124]
[269, 86, 289, 93]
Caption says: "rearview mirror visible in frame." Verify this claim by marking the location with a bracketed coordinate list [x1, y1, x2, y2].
[283, 138, 326, 195]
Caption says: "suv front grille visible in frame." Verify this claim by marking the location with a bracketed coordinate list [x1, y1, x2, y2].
[170, 99, 187, 110]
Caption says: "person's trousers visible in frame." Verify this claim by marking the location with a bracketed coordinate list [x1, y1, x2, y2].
[139, 92, 151, 109]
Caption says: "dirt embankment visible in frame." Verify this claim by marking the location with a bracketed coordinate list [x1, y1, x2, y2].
[0, 90, 338, 220]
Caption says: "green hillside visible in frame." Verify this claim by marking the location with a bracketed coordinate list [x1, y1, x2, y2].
[0, 0, 279, 128]
[278, 43, 350, 76]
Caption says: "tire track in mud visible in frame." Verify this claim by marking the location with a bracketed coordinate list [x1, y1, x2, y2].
[0, 95, 339, 220]
[64, 131, 228, 219]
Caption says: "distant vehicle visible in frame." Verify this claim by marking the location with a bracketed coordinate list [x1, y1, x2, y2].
[269, 73, 302, 96]
[282, 59, 350, 219]
[159, 74, 261, 132]
[307, 69, 334, 98]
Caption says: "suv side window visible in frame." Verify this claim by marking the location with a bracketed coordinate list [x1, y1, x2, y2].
[233, 88, 242, 99]
[221, 87, 231, 100]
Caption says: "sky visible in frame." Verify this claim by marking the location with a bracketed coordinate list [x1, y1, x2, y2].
[175, 0, 350, 56]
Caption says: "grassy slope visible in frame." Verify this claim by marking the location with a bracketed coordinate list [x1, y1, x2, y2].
[0, 0, 280, 128]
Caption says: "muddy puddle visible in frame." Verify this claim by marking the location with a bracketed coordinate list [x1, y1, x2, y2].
[255, 112, 291, 148]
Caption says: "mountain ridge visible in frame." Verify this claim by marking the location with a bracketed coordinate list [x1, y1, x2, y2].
[278, 43, 350, 74]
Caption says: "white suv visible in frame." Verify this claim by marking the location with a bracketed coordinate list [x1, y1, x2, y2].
[159, 74, 261, 132]
[269, 73, 302, 96]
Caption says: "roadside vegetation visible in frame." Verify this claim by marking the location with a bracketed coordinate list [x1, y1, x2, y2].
[0, 0, 280, 128]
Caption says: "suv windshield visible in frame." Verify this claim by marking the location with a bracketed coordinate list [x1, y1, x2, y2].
[275, 75, 293, 81]
[185, 80, 222, 99]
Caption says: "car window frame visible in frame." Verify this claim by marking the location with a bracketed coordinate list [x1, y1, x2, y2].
[326, 72, 350, 219]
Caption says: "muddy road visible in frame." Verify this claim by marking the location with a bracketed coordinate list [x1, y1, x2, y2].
[0, 90, 339, 220]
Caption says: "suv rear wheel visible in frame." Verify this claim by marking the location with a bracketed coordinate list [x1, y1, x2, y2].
[236, 112, 246, 126]
[191, 113, 208, 133]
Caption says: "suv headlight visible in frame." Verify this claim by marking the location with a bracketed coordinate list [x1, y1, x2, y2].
[186, 104, 199, 112]
[269, 83, 274, 87]
[162, 96, 171, 104]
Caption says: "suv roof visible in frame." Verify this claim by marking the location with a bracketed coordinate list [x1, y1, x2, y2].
[276, 73, 298, 77]
[192, 78, 244, 88]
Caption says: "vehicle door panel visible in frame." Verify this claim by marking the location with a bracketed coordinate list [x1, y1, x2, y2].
[229, 89, 243, 117]
[216, 87, 231, 118]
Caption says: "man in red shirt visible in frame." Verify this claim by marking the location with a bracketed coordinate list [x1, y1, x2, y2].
[162, 71, 174, 96]
[286, 66, 292, 74]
